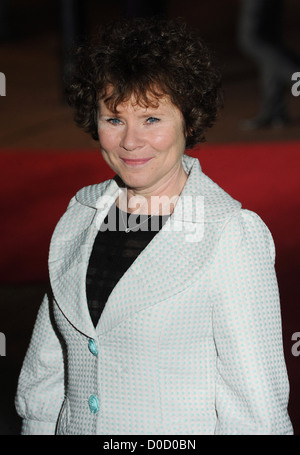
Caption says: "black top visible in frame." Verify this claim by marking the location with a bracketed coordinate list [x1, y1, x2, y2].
[86, 204, 170, 327]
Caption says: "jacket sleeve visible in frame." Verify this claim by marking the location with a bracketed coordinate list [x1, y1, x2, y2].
[209, 209, 293, 435]
[15, 292, 65, 435]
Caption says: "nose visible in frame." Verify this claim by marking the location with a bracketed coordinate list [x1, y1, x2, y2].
[119, 124, 144, 151]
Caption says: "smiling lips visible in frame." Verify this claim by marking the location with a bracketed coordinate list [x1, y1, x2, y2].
[121, 157, 153, 167]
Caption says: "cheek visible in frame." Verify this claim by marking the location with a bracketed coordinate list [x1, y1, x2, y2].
[98, 128, 118, 152]
[151, 126, 185, 153]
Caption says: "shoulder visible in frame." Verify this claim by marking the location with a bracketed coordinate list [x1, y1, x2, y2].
[50, 178, 117, 242]
[216, 209, 276, 264]
[182, 155, 242, 222]
[66, 179, 114, 210]
[74, 179, 116, 208]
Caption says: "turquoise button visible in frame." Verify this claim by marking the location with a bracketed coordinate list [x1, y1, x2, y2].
[88, 338, 98, 356]
[88, 395, 99, 414]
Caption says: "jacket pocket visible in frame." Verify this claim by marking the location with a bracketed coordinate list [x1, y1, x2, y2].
[56, 396, 70, 435]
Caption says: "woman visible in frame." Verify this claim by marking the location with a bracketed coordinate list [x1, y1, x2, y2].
[15, 17, 293, 435]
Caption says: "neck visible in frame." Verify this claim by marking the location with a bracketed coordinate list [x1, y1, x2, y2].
[117, 165, 188, 215]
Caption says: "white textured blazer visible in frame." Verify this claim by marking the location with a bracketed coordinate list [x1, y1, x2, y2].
[15, 154, 293, 435]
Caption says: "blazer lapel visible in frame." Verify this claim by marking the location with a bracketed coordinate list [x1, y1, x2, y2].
[48, 179, 120, 338]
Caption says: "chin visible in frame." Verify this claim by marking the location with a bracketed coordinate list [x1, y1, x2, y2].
[122, 177, 150, 190]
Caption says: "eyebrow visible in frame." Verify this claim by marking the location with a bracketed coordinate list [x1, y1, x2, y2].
[100, 111, 166, 119]
[99, 98, 167, 113]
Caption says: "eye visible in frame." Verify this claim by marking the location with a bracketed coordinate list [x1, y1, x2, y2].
[146, 117, 160, 124]
[106, 118, 122, 125]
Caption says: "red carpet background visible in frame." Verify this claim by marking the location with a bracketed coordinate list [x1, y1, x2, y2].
[1, 141, 300, 432]
[1, 142, 299, 283]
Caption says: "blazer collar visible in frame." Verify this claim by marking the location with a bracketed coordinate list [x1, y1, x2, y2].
[49, 154, 241, 338]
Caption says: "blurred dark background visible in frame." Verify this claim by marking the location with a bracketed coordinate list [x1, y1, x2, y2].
[0, 0, 299, 435]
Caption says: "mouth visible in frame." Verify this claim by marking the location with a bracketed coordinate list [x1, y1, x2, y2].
[120, 157, 153, 167]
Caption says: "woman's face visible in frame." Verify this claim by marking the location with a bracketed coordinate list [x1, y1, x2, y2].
[97, 93, 187, 198]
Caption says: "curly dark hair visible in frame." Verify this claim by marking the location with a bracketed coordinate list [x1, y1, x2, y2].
[65, 17, 223, 148]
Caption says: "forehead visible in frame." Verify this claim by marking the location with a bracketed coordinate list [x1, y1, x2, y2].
[99, 92, 181, 117]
